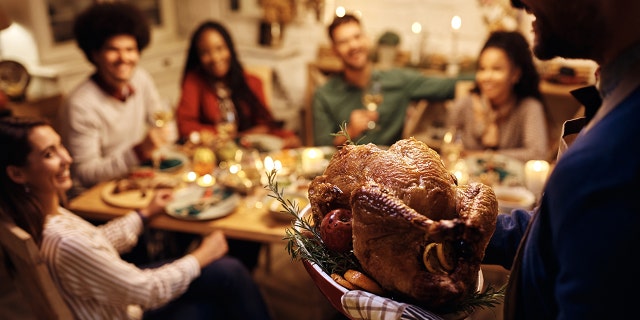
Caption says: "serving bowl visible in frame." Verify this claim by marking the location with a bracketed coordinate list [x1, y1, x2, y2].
[296, 205, 484, 319]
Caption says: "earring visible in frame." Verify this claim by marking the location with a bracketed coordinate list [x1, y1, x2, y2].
[24, 184, 30, 193]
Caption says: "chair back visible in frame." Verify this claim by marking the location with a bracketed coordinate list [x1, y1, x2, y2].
[0, 220, 73, 320]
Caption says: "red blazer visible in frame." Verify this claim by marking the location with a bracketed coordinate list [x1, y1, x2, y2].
[176, 71, 277, 139]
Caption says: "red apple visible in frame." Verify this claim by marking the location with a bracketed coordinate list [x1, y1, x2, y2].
[319, 209, 353, 253]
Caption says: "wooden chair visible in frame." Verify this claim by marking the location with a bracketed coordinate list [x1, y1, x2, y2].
[0, 220, 73, 320]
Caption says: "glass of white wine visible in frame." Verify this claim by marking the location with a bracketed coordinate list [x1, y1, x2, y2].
[151, 103, 175, 171]
[362, 77, 383, 130]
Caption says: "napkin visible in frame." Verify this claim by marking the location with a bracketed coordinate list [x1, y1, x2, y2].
[341, 290, 445, 320]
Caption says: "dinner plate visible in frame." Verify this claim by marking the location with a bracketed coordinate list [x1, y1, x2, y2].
[465, 153, 525, 186]
[240, 133, 284, 152]
[165, 185, 240, 220]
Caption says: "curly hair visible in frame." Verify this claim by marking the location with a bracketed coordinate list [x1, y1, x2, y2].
[475, 30, 543, 102]
[73, 2, 151, 64]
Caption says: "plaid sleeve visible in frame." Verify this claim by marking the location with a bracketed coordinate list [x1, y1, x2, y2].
[341, 290, 445, 320]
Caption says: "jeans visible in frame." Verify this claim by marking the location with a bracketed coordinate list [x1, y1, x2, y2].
[143, 256, 271, 320]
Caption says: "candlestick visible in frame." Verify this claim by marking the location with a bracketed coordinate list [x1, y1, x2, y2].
[524, 160, 550, 198]
[410, 22, 422, 66]
[447, 15, 462, 76]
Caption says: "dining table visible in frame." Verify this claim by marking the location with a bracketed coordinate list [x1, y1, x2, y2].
[68, 180, 293, 244]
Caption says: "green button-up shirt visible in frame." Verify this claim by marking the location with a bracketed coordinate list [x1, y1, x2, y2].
[312, 68, 459, 146]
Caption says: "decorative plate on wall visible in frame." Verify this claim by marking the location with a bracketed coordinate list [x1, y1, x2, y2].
[0, 60, 30, 101]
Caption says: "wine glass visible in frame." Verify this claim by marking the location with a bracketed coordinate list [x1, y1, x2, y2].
[215, 84, 238, 141]
[151, 102, 175, 171]
[362, 77, 383, 130]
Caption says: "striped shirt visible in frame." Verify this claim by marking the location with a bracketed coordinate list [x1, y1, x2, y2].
[41, 208, 200, 319]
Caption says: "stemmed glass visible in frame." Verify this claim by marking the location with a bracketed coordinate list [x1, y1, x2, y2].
[151, 102, 175, 171]
[362, 76, 383, 131]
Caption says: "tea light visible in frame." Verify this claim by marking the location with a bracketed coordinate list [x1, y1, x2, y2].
[301, 148, 325, 176]
[524, 160, 550, 198]
[183, 171, 198, 183]
[196, 174, 215, 187]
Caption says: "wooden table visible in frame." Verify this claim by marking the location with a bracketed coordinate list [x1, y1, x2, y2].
[68, 181, 293, 244]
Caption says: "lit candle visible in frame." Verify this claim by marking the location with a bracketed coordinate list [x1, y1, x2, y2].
[196, 173, 216, 187]
[410, 22, 422, 66]
[183, 171, 198, 183]
[448, 15, 462, 76]
[450, 15, 462, 56]
[301, 148, 326, 176]
[524, 160, 550, 198]
[264, 156, 274, 172]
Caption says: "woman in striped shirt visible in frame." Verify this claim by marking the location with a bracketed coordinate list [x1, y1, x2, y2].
[0, 116, 271, 319]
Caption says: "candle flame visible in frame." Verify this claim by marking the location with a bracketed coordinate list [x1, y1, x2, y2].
[451, 15, 462, 30]
[411, 22, 422, 34]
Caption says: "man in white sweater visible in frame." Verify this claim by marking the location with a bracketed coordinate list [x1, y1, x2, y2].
[57, 1, 175, 196]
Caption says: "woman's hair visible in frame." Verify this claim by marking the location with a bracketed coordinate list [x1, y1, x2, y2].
[475, 30, 543, 102]
[73, 2, 151, 64]
[0, 117, 50, 245]
[182, 21, 273, 131]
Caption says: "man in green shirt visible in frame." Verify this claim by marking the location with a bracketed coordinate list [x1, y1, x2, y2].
[312, 14, 460, 147]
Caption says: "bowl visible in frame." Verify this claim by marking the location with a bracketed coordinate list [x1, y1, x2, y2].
[493, 186, 536, 213]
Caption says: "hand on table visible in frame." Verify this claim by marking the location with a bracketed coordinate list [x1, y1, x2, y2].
[191, 230, 229, 267]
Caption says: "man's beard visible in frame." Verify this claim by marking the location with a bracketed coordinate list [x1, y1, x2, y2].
[532, 7, 604, 61]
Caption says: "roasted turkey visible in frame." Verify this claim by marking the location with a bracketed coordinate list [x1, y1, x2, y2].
[308, 137, 498, 309]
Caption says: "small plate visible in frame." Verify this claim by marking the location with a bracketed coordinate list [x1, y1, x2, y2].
[166, 185, 240, 220]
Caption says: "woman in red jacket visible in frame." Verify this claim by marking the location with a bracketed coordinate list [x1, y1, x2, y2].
[176, 21, 301, 148]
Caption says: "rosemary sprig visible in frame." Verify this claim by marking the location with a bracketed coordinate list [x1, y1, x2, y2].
[266, 169, 504, 315]
[265, 169, 360, 275]
[436, 284, 506, 315]
[330, 121, 366, 146]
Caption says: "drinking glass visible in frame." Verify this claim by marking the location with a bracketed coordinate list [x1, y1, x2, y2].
[151, 102, 175, 170]
[362, 77, 383, 130]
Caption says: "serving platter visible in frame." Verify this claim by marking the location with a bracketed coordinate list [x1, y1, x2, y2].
[101, 180, 154, 209]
